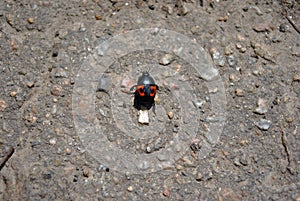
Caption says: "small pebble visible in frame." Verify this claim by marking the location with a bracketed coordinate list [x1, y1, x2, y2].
[227, 54, 237, 67]
[190, 141, 201, 152]
[102, 190, 109, 198]
[225, 46, 233, 55]
[51, 85, 62, 96]
[210, 47, 225, 67]
[182, 156, 193, 166]
[125, 171, 131, 179]
[162, 5, 173, 15]
[251, 42, 274, 61]
[293, 72, 300, 81]
[64, 166, 74, 175]
[79, 23, 86, 32]
[98, 164, 109, 172]
[26, 114, 37, 123]
[51, 104, 57, 114]
[97, 75, 110, 92]
[159, 54, 174, 65]
[163, 188, 170, 197]
[235, 88, 244, 96]
[10, 91, 17, 97]
[229, 74, 235, 81]
[27, 17, 34, 24]
[10, 40, 18, 51]
[209, 87, 218, 93]
[26, 81, 35, 88]
[176, 164, 183, 170]
[181, 3, 190, 15]
[251, 6, 263, 15]
[252, 70, 260, 76]
[64, 148, 72, 155]
[167, 111, 174, 119]
[196, 172, 202, 181]
[0, 100, 6, 111]
[239, 155, 248, 166]
[99, 109, 106, 117]
[292, 46, 300, 57]
[237, 34, 245, 42]
[254, 98, 268, 114]
[253, 24, 268, 32]
[112, 177, 119, 184]
[82, 167, 89, 177]
[95, 14, 102, 20]
[242, 6, 248, 12]
[127, 186, 134, 192]
[55, 159, 61, 167]
[148, 5, 155, 10]
[233, 157, 242, 166]
[192, 99, 205, 109]
[200, 170, 213, 181]
[218, 15, 228, 22]
[175, 175, 185, 184]
[285, 117, 293, 123]
[236, 43, 243, 49]
[240, 47, 247, 53]
[279, 24, 287, 32]
[239, 139, 249, 146]
[54, 68, 68, 78]
[73, 175, 79, 182]
[43, 172, 52, 180]
[6, 14, 14, 26]
[255, 118, 272, 131]
[49, 138, 57, 145]
[52, 49, 58, 57]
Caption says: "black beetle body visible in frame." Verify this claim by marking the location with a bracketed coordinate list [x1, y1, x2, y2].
[131, 72, 159, 111]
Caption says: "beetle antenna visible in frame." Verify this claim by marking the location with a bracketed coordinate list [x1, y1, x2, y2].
[143, 51, 148, 73]
[132, 57, 139, 78]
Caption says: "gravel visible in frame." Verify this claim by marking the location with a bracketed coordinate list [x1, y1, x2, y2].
[0, 0, 299, 200]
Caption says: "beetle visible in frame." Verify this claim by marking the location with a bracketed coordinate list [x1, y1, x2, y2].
[130, 71, 159, 112]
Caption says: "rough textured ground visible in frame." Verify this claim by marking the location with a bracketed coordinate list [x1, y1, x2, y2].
[0, 0, 299, 200]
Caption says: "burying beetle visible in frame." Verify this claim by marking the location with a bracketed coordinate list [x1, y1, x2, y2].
[130, 71, 159, 113]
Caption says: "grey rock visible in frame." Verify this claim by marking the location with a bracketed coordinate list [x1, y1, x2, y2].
[279, 24, 288, 32]
[162, 5, 173, 15]
[192, 99, 205, 109]
[54, 68, 68, 78]
[159, 54, 174, 65]
[210, 48, 226, 67]
[254, 98, 268, 114]
[255, 118, 272, 130]
[97, 75, 111, 92]
[227, 54, 237, 67]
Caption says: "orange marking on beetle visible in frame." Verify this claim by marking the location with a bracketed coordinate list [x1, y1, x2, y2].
[137, 85, 145, 96]
[149, 85, 157, 97]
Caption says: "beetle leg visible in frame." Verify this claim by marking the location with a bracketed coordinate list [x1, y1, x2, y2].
[121, 89, 135, 94]
[152, 104, 156, 115]
[133, 96, 140, 110]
